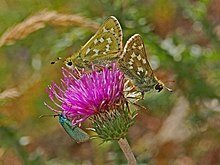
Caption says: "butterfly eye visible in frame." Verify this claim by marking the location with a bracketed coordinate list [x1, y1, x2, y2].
[65, 60, 74, 69]
[155, 83, 163, 92]
[67, 61, 73, 66]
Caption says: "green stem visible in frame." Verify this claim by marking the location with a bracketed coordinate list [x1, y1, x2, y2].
[118, 138, 137, 165]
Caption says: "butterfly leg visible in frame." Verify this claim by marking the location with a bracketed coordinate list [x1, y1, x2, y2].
[125, 97, 148, 111]
[141, 91, 145, 100]
[132, 102, 149, 111]
[94, 65, 104, 71]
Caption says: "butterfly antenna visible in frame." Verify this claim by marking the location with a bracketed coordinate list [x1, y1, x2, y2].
[163, 80, 174, 92]
[165, 86, 173, 92]
[164, 80, 175, 83]
[51, 57, 62, 64]
[39, 114, 59, 118]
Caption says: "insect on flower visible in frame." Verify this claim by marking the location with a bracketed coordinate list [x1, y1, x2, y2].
[40, 113, 90, 143]
[46, 63, 125, 126]
[119, 34, 172, 97]
[52, 16, 123, 70]
[58, 114, 90, 143]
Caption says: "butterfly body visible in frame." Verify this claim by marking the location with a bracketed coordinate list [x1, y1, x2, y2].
[58, 114, 90, 143]
[64, 16, 123, 70]
[119, 34, 170, 95]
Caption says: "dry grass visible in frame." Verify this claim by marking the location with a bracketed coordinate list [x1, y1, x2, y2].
[0, 73, 42, 100]
[0, 10, 99, 47]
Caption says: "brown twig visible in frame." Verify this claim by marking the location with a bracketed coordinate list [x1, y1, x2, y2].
[0, 10, 99, 47]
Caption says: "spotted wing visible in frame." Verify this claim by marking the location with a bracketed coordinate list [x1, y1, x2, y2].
[79, 16, 123, 62]
[120, 34, 153, 80]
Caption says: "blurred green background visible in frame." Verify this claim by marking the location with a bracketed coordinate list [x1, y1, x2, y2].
[1, 0, 220, 164]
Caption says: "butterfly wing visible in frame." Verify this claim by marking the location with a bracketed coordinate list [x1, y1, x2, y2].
[79, 16, 123, 63]
[120, 34, 153, 80]
[120, 34, 172, 93]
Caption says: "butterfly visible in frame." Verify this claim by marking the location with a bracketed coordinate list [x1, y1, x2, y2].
[63, 16, 123, 70]
[40, 114, 89, 143]
[119, 34, 172, 97]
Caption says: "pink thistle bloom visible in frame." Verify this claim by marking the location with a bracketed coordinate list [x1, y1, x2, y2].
[46, 63, 124, 126]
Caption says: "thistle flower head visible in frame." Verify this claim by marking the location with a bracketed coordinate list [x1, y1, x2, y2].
[46, 63, 124, 126]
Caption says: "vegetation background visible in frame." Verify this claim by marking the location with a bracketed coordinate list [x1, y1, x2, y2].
[0, 0, 220, 164]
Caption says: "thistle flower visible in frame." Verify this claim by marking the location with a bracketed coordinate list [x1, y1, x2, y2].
[46, 63, 138, 163]
[46, 63, 125, 125]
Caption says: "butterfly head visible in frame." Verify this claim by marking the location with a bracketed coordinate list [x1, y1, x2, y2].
[64, 55, 84, 69]
[154, 80, 172, 93]
[154, 82, 163, 92]
[64, 57, 75, 69]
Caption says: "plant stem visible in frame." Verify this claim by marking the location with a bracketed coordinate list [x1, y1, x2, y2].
[118, 138, 137, 165]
